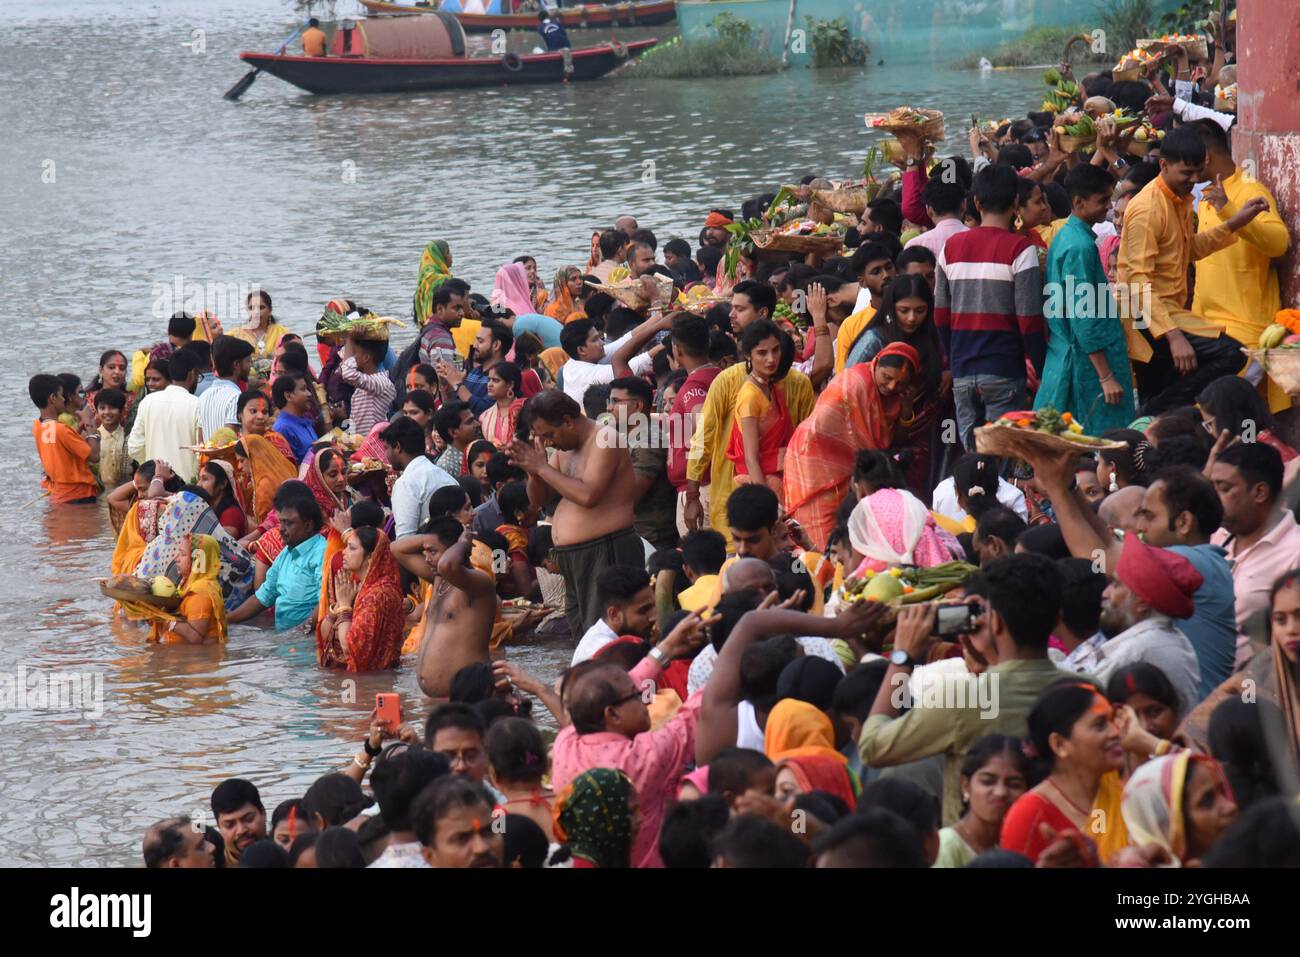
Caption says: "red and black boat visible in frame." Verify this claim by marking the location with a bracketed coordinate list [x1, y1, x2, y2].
[359, 0, 677, 33]
[235, 15, 654, 95]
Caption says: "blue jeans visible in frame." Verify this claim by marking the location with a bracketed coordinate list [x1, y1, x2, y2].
[953, 374, 1027, 451]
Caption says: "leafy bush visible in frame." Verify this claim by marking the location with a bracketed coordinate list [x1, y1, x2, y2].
[1157, 0, 1216, 34]
[1097, 0, 1157, 54]
[710, 11, 754, 47]
[805, 16, 869, 68]
[628, 15, 781, 79]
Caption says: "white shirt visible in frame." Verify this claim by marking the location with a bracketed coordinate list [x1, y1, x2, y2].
[853, 285, 874, 315]
[736, 699, 765, 750]
[1062, 632, 1107, 673]
[127, 384, 200, 482]
[391, 455, 458, 539]
[561, 349, 653, 407]
[1090, 616, 1201, 717]
[195, 377, 241, 444]
[571, 618, 620, 666]
[1173, 97, 1234, 132]
[931, 475, 1028, 523]
[906, 218, 968, 259]
[367, 840, 429, 868]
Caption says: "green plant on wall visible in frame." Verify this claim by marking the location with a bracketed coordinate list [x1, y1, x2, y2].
[711, 11, 754, 46]
[805, 16, 869, 68]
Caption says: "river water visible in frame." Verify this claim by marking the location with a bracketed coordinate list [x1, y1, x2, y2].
[0, 0, 1043, 865]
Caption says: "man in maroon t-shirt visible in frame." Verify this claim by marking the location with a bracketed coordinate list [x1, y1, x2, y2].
[665, 314, 721, 537]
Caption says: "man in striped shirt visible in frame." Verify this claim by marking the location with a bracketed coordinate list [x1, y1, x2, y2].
[935, 164, 1045, 450]
[340, 336, 396, 437]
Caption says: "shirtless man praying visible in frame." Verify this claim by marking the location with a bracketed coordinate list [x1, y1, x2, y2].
[509, 389, 644, 638]
[392, 516, 498, 698]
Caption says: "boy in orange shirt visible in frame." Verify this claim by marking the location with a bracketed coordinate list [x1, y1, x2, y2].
[30, 374, 100, 504]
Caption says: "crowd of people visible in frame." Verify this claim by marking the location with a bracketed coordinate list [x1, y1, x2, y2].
[29, 28, 1300, 868]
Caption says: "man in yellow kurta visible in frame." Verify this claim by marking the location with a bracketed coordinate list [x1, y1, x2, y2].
[1116, 125, 1270, 415]
[684, 364, 814, 545]
[1189, 122, 1292, 414]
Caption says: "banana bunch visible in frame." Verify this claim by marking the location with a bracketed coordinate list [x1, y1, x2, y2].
[1042, 72, 1080, 113]
[1259, 324, 1287, 349]
[1055, 114, 1095, 138]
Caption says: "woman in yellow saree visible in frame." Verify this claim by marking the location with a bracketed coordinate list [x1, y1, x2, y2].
[121, 534, 228, 644]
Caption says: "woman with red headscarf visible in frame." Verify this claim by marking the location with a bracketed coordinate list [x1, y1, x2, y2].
[783, 342, 920, 550]
[253, 447, 351, 574]
[318, 526, 405, 671]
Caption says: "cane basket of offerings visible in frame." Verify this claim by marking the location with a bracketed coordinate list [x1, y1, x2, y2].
[1137, 34, 1208, 62]
[810, 186, 871, 215]
[865, 106, 945, 141]
[974, 408, 1127, 459]
[1112, 46, 1160, 81]
[1247, 321, 1300, 395]
[312, 309, 405, 343]
[840, 562, 979, 606]
[586, 274, 675, 311]
[751, 221, 844, 256]
[98, 575, 184, 611]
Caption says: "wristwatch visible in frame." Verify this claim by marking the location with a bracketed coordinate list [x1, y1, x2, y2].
[904, 157, 918, 169]
[889, 648, 920, 668]
[648, 645, 671, 668]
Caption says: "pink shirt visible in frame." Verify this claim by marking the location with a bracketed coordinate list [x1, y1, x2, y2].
[1213, 510, 1300, 666]
[551, 658, 702, 868]
[906, 217, 968, 258]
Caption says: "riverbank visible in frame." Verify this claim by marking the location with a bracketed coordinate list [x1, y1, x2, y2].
[1, 0, 1050, 866]
[951, 26, 1114, 70]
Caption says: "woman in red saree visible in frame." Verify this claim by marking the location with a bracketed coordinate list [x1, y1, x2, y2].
[783, 341, 920, 550]
[726, 319, 794, 497]
[1000, 682, 1127, 866]
[317, 526, 405, 671]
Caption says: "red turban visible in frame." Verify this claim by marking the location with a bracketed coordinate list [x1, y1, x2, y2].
[704, 212, 734, 229]
[1115, 537, 1203, 620]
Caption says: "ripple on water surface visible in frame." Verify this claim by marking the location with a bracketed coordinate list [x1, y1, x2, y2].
[0, 0, 1043, 864]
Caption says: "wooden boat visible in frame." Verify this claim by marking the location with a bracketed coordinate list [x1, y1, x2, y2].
[238, 15, 654, 94]
[359, 0, 677, 33]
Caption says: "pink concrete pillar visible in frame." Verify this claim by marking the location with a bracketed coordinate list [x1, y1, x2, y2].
[1234, 3, 1300, 305]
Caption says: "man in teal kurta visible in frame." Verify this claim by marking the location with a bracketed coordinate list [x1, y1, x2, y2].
[1034, 165, 1135, 434]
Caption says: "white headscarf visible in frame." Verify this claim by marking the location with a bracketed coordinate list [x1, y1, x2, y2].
[847, 488, 934, 566]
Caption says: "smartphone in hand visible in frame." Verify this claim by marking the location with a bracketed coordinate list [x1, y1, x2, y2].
[376, 692, 402, 731]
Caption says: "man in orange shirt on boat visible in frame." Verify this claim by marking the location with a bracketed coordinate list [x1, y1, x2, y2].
[29, 374, 100, 505]
[301, 18, 328, 57]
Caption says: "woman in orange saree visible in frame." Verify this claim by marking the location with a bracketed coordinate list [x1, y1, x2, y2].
[544, 266, 584, 322]
[783, 342, 919, 550]
[238, 433, 299, 530]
